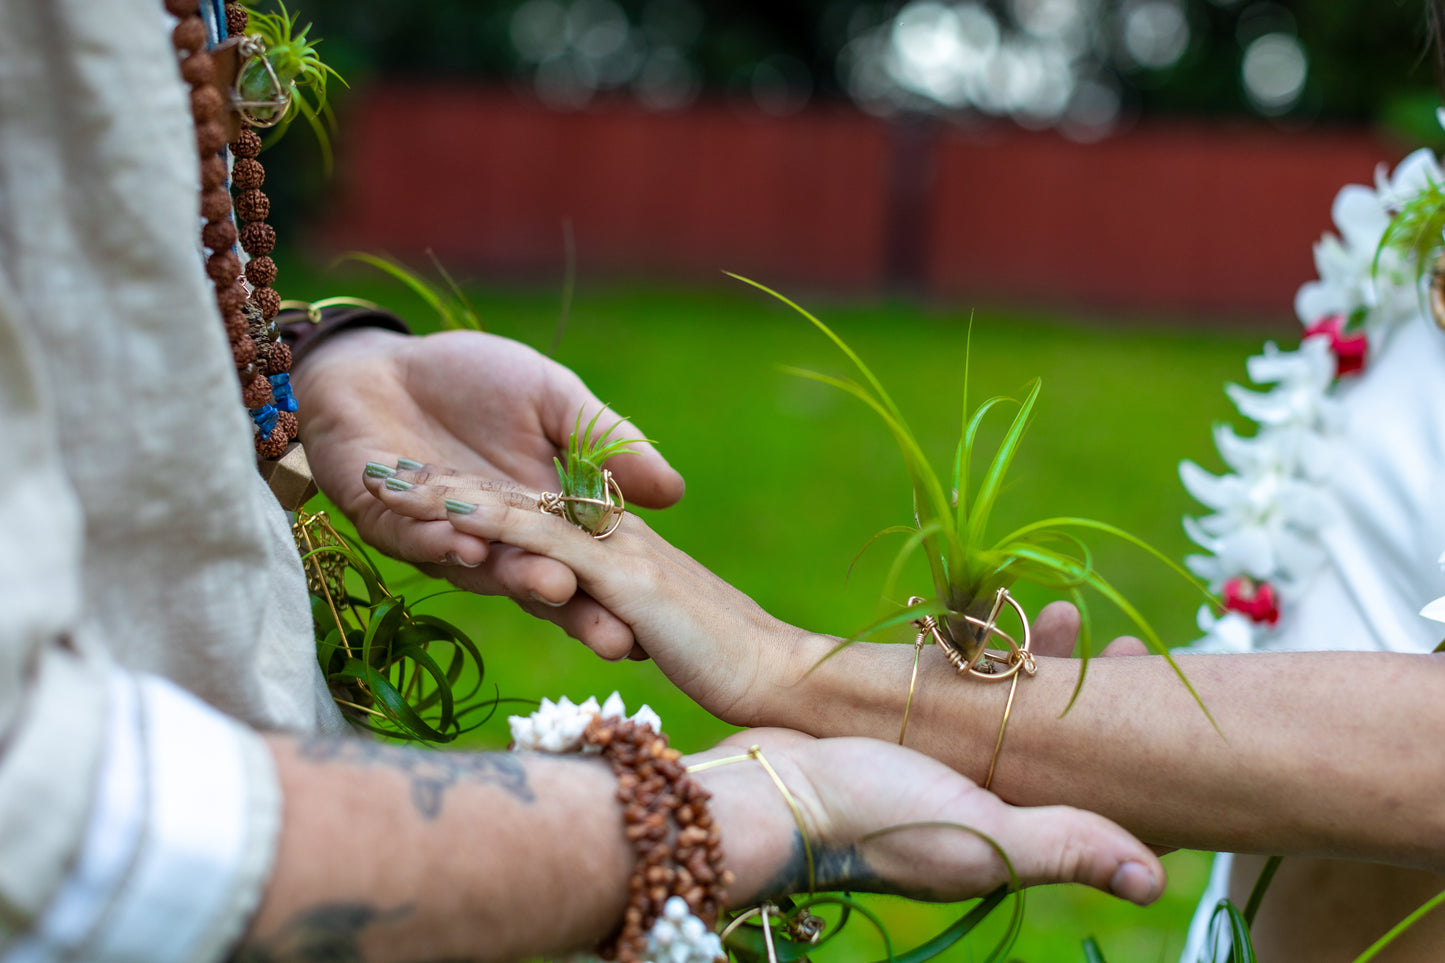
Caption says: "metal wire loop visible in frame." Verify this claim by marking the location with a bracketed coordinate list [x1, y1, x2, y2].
[536, 469, 626, 539]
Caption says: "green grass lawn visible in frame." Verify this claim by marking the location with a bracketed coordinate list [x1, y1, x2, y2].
[281, 254, 1293, 962]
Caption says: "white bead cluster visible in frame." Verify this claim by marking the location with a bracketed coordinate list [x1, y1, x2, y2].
[516, 698, 723, 963]
[1179, 147, 1444, 652]
[508, 691, 662, 754]
[644, 896, 726, 963]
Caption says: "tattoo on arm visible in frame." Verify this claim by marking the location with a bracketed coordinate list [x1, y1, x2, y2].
[232, 902, 411, 963]
[757, 833, 885, 900]
[297, 737, 534, 818]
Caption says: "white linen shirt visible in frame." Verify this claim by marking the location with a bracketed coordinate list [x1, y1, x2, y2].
[0, 1, 345, 960]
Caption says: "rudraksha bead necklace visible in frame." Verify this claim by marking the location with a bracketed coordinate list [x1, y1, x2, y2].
[167, 0, 299, 459]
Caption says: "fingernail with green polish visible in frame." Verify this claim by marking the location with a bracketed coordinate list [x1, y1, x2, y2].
[364, 462, 397, 478]
[384, 477, 415, 492]
[396, 458, 425, 471]
[445, 498, 477, 515]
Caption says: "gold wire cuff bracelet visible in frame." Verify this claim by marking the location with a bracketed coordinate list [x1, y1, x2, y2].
[537, 468, 627, 539]
[897, 587, 1036, 791]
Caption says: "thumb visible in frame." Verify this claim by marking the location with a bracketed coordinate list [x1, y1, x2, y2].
[544, 374, 685, 509]
[993, 804, 1164, 905]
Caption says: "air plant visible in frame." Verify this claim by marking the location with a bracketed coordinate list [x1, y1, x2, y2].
[235, 1, 346, 171]
[551, 408, 652, 536]
[730, 274, 1211, 713]
[294, 510, 509, 742]
[1374, 176, 1445, 322]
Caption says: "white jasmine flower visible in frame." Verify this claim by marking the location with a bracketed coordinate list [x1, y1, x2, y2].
[1225, 340, 1340, 432]
[1179, 606, 1260, 654]
[1421, 596, 1445, 624]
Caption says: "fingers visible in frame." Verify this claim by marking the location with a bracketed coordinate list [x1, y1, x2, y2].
[1030, 601, 1081, 658]
[541, 375, 686, 510]
[986, 803, 1163, 904]
[512, 590, 638, 662]
[1099, 636, 1149, 657]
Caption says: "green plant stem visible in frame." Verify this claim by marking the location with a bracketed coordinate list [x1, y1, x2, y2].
[1349, 887, 1445, 963]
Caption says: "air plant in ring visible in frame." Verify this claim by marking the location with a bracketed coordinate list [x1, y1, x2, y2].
[542, 409, 653, 539]
[231, 1, 346, 170]
[730, 274, 1212, 715]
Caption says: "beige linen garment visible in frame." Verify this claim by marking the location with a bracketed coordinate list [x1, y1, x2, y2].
[0, 0, 345, 958]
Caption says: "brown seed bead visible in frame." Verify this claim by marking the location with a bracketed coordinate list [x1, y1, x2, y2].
[234, 189, 270, 224]
[252, 286, 281, 320]
[231, 333, 257, 365]
[200, 154, 228, 192]
[222, 309, 248, 340]
[225, 2, 248, 35]
[206, 250, 241, 284]
[196, 119, 226, 157]
[256, 429, 289, 460]
[244, 255, 277, 288]
[190, 85, 223, 123]
[231, 157, 265, 192]
[179, 51, 214, 87]
[172, 17, 206, 54]
[165, 0, 199, 16]
[231, 129, 263, 159]
[217, 281, 248, 316]
[242, 376, 273, 409]
[236, 360, 260, 386]
[238, 220, 275, 256]
[264, 340, 292, 375]
[200, 186, 232, 221]
[275, 410, 298, 443]
[202, 217, 238, 253]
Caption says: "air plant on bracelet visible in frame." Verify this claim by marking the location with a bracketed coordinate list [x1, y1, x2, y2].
[730, 275, 1212, 714]
[232, 1, 346, 170]
[293, 511, 506, 743]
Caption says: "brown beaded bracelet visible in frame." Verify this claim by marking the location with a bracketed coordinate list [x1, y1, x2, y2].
[582, 714, 733, 963]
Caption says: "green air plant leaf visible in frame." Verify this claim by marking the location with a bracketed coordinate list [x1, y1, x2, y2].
[1374, 175, 1445, 320]
[338, 251, 486, 332]
[238, 0, 347, 172]
[732, 273, 1215, 721]
[294, 511, 513, 743]
[553, 407, 656, 535]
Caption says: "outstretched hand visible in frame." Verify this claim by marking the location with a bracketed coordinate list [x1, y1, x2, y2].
[292, 328, 685, 658]
[701, 728, 1163, 908]
[362, 466, 791, 721]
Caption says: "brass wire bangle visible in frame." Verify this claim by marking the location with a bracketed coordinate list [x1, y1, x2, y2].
[898, 588, 1037, 791]
[538, 468, 627, 539]
[692, 746, 826, 959]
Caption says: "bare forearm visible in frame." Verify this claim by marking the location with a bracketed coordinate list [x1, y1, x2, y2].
[240, 735, 796, 963]
[765, 638, 1445, 869]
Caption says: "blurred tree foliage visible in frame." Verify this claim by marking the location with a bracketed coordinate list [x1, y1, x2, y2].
[290, 0, 1438, 123]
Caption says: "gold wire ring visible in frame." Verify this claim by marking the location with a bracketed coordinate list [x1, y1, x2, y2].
[536, 470, 626, 539]
[918, 588, 1036, 682]
[231, 35, 294, 128]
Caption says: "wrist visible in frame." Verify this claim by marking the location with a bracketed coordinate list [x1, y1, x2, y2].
[684, 745, 802, 908]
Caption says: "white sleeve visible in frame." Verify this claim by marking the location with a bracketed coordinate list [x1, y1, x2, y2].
[2, 669, 279, 963]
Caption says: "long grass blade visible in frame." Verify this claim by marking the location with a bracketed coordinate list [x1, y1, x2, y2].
[966, 379, 1040, 546]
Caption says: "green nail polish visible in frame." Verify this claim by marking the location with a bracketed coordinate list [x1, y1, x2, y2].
[445, 498, 477, 515]
[364, 462, 397, 478]
[396, 458, 425, 470]
[385, 477, 415, 492]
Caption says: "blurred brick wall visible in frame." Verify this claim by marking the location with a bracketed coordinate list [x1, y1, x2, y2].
[318, 85, 1401, 318]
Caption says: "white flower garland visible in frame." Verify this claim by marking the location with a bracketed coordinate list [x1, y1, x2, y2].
[509, 693, 725, 963]
[1180, 138, 1445, 650]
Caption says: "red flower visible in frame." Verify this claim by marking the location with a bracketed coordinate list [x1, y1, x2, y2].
[1303, 314, 1368, 378]
[1222, 576, 1280, 626]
